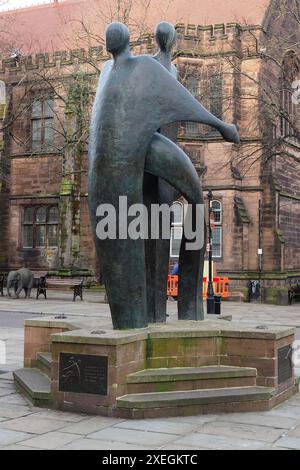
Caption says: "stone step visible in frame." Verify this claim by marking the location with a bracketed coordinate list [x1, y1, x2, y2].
[127, 365, 257, 393]
[13, 368, 51, 407]
[36, 352, 52, 378]
[117, 386, 275, 418]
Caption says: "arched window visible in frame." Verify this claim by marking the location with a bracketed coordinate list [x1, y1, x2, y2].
[31, 96, 54, 150]
[211, 200, 222, 258]
[210, 73, 223, 120]
[185, 76, 199, 135]
[0, 80, 7, 120]
[211, 200, 222, 224]
[170, 201, 183, 258]
[22, 206, 59, 248]
[35, 207, 47, 247]
[0, 81, 6, 104]
[23, 207, 34, 248]
[280, 51, 299, 140]
[48, 206, 59, 246]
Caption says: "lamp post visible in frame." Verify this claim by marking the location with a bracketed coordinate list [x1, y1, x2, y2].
[207, 189, 215, 314]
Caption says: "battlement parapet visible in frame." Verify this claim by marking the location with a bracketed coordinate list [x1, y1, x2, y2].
[0, 46, 104, 74]
[175, 22, 261, 37]
[175, 22, 262, 57]
[0, 22, 263, 75]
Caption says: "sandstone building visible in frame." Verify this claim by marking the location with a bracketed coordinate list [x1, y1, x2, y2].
[0, 0, 299, 302]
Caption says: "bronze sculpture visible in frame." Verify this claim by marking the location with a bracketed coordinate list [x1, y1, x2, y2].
[89, 22, 239, 329]
[144, 21, 179, 325]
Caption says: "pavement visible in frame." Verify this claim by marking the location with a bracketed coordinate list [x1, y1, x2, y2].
[0, 291, 300, 450]
[1, 289, 300, 325]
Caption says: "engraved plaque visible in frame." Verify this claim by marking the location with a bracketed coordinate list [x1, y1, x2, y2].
[59, 353, 108, 395]
[278, 345, 293, 384]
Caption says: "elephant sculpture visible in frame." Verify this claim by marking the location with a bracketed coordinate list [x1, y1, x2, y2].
[7, 268, 34, 298]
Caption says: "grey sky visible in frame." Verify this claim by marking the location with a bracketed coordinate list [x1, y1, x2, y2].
[0, 0, 55, 11]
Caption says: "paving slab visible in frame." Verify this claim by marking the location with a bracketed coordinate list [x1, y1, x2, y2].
[1, 444, 42, 450]
[0, 404, 33, 419]
[88, 428, 176, 447]
[0, 382, 15, 389]
[0, 373, 13, 381]
[169, 415, 219, 425]
[60, 438, 155, 450]
[161, 444, 210, 450]
[286, 424, 300, 437]
[284, 396, 300, 406]
[18, 431, 80, 450]
[60, 416, 125, 435]
[0, 393, 30, 406]
[200, 421, 285, 442]
[31, 410, 88, 423]
[274, 437, 300, 450]
[114, 419, 196, 435]
[261, 445, 292, 450]
[0, 428, 34, 446]
[173, 433, 267, 450]
[267, 405, 300, 419]
[0, 415, 73, 434]
[0, 389, 14, 397]
[216, 412, 299, 430]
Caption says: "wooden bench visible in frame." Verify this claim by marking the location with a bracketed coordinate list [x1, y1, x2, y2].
[36, 276, 84, 302]
[288, 284, 300, 305]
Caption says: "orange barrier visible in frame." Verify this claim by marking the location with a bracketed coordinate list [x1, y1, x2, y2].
[167, 275, 179, 298]
[167, 275, 229, 299]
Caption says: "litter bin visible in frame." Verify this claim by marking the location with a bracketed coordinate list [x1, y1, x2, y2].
[214, 295, 222, 315]
[249, 280, 260, 302]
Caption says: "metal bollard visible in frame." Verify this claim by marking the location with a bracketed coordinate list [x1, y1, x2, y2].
[214, 295, 222, 315]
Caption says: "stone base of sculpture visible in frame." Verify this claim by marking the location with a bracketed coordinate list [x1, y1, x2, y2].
[14, 315, 298, 418]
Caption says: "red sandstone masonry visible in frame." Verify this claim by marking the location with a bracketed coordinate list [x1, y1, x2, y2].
[20, 318, 298, 417]
[127, 376, 256, 394]
[24, 325, 67, 367]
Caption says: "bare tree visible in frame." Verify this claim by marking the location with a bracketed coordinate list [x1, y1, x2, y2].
[166, 1, 299, 180]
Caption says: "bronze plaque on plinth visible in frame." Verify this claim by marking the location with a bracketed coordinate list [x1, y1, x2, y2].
[278, 345, 293, 384]
[59, 353, 108, 395]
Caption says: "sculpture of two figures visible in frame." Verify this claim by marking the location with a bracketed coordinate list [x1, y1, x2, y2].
[89, 22, 240, 330]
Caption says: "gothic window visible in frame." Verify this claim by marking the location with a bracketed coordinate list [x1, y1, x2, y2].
[22, 206, 59, 248]
[48, 206, 59, 247]
[170, 201, 183, 258]
[31, 97, 54, 150]
[185, 76, 199, 135]
[35, 207, 47, 247]
[186, 76, 199, 96]
[183, 145, 205, 174]
[280, 52, 299, 140]
[0, 80, 6, 120]
[211, 200, 222, 258]
[210, 73, 223, 120]
[0, 81, 5, 103]
[23, 207, 34, 248]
